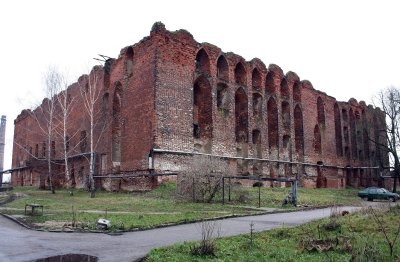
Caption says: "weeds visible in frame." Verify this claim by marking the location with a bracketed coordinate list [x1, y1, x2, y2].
[190, 220, 220, 257]
[368, 207, 400, 257]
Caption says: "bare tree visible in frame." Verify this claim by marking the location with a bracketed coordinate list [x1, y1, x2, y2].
[56, 75, 76, 196]
[177, 155, 229, 203]
[374, 87, 400, 192]
[79, 66, 105, 198]
[27, 67, 63, 193]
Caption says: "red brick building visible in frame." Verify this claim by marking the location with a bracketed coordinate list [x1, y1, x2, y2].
[12, 22, 389, 190]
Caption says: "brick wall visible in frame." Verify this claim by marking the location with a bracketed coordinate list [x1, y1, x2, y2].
[12, 22, 389, 190]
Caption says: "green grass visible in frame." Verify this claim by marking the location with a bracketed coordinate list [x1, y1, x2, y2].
[146, 205, 400, 261]
[0, 183, 361, 231]
[1, 183, 257, 230]
[227, 186, 360, 207]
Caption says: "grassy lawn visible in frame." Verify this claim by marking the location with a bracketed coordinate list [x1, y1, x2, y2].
[0, 183, 361, 231]
[227, 186, 360, 207]
[146, 205, 400, 261]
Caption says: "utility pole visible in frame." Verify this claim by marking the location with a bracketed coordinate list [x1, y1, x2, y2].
[0, 115, 6, 186]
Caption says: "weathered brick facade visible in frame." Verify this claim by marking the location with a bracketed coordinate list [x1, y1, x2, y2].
[12, 22, 389, 190]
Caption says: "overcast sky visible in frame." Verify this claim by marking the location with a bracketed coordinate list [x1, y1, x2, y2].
[1, 0, 400, 175]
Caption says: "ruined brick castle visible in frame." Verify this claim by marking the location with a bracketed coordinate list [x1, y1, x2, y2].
[11, 22, 389, 190]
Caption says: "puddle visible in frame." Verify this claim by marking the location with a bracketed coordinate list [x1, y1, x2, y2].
[31, 253, 98, 261]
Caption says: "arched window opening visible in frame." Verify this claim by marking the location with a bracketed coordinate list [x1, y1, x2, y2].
[195, 48, 211, 75]
[265, 72, 275, 95]
[349, 109, 357, 159]
[51, 141, 56, 157]
[280, 78, 289, 99]
[342, 109, 349, 122]
[234, 62, 247, 86]
[80, 131, 87, 153]
[125, 46, 134, 76]
[363, 129, 370, 160]
[252, 93, 262, 120]
[235, 87, 248, 142]
[293, 81, 301, 103]
[343, 126, 349, 144]
[342, 109, 348, 122]
[314, 125, 322, 154]
[283, 135, 290, 149]
[252, 68, 261, 90]
[112, 83, 123, 163]
[126, 46, 134, 60]
[252, 129, 261, 158]
[216, 55, 229, 81]
[70, 165, 76, 187]
[316, 161, 326, 188]
[42, 142, 46, 157]
[345, 167, 351, 187]
[334, 103, 343, 157]
[65, 136, 70, 152]
[317, 97, 325, 126]
[267, 97, 278, 149]
[193, 76, 213, 140]
[102, 93, 109, 117]
[345, 146, 350, 159]
[355, 110, 361, 120]
[294, 105, 304, 153]
[281, 101, 290, 129]
[357, 130, 362, 145]
[217, 83, 229, 114]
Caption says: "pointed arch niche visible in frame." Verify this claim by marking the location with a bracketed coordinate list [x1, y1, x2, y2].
[334, 103, 343, 157]
[317, 97, 325, 126]
[293, 81, 301, 103]
[294, 105, 304, 153]
[265, 72, 275, 95]
[314, 125, 322, 154]
[217, 83, 229, 114]
[267, 97, 279, 149]
[217, 55, 229, 81]
[193, 76, 213, 141]
[235, 87, 248, 143]
[112, 83, 123, 163]
[195, 48, 210, 75]
[349, 109, 357, 159]
[252, 93, 262, 120]
[252, 68, 261, 91]
[235, 62, 247, 86]
[281, 101, 290, 129]
[280, 78, 289, 100]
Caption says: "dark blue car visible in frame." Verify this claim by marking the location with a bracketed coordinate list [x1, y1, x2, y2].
[358, 187, 400, 202]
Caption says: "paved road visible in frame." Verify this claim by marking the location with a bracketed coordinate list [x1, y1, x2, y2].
[0, 205, 365, 262]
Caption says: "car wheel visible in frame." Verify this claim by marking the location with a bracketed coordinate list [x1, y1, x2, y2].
[368, 197, 373, 202]
[389, 197, 396, 202]
[362, 196, 368, 201]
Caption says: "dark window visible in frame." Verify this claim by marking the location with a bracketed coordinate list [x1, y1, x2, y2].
[35, 144, 39, 157]
[42, 142, 46, 157]
[80, 131, 87, 153]
[65, 136, 70, 152]
[51, 141, 55, 157]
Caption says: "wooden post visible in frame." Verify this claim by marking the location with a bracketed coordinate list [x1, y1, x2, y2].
[228, 177, 231, 202]
[222, 177, 225, 205]
[258, 177, 261, 208]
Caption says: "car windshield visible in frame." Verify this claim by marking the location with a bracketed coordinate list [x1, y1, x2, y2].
[380, 188, 389, 193]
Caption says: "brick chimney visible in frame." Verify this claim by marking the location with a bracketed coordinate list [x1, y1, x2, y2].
[0, 115, 6, 185]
